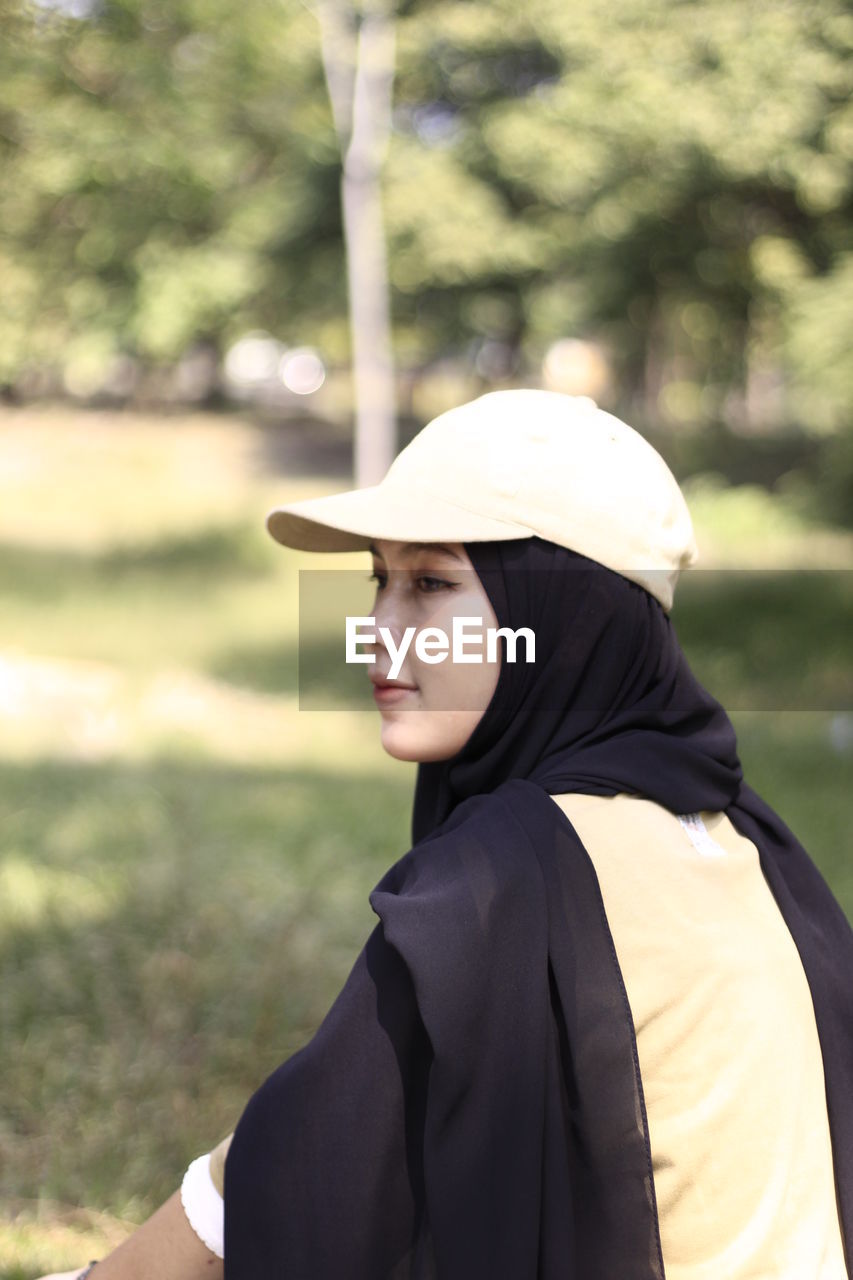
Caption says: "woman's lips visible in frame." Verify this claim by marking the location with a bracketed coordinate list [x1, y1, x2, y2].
[371, 679, 418, 705]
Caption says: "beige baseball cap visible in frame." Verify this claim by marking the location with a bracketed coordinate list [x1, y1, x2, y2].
[266, 389, 698, 611]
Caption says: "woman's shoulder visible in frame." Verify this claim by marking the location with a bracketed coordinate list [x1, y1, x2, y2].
[373, 784, 541, 902]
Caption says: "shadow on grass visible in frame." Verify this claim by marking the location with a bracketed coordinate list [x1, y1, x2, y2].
[208, 634, 376, 705]
[0, 525, 277, 602]
[672, 570, 852, 711]
[207, 637, 300, 695]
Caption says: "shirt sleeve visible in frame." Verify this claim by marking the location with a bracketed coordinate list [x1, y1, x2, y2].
[209, 1132, 233, 1197]
[223, 923, 432, 1278]
[180, 1133, 233, 1259]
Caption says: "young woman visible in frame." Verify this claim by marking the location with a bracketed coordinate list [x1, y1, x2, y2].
[44, 390, 853, 1280]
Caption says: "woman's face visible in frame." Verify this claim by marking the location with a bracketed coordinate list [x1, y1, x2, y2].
[367, 538, 501, 762]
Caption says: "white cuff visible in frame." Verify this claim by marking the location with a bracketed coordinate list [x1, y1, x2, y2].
[180, 1152, 225, 1259]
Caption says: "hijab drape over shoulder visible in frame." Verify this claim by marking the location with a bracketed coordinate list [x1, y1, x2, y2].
[224, 538, 853, 1280]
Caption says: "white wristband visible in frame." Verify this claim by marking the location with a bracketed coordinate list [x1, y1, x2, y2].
[180, 1152, 225, 1259]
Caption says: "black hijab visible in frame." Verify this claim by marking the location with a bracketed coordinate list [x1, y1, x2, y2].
[224, 537, 853, 1280]
[413, 536, 742, 842]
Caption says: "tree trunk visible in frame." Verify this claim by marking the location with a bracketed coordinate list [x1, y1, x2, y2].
[316, 0, 397, 488]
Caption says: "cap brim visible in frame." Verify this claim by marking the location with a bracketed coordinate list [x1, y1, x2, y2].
[266, 485, 535, 552]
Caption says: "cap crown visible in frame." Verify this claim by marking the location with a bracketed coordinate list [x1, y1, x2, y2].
[383, 390, 698, 605]
[265, 389, 698, 611]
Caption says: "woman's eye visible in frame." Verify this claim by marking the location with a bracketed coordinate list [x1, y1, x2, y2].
[367, 572, 455, 594]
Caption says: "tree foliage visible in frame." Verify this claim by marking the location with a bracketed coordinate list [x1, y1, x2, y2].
[0, 0, 344, 383]
[388, 0, 853, 433]
[0, 0, 851, 438]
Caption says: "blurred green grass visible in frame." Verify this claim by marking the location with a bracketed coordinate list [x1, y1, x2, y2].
[0, 408, 851, 1278]
[674, 569, 853, 712]
[0, 761, 412, 1210]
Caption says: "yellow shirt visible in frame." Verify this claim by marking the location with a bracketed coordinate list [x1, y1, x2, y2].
[551, 791, 847, 1280]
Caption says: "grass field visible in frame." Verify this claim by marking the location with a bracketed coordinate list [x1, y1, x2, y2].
[0, 405, 851, 1279]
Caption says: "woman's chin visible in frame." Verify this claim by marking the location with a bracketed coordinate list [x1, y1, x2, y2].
[377, 710, 479, 764]
[378, 719, 434, 762]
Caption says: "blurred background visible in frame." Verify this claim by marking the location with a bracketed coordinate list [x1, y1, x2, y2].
[1, 0, 851, 1274]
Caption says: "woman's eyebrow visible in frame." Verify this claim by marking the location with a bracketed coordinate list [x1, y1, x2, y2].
[369, 542, 465, 563]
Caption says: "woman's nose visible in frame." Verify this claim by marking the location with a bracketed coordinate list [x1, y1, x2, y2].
[372, 590, 409, 649]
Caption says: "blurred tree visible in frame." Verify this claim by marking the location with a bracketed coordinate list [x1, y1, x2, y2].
[317, 0, 397, 485]
[0, 0, 346, 391]
[0, 0, 851, 474]
[388, 0, 853, 441]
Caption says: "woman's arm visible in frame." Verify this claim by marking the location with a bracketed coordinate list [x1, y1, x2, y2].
[37, 1133, 233, 1280]
[38, 1188, 223, 1280]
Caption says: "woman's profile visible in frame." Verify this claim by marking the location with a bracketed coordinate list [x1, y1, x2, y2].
[41, 390, 853, 1280]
